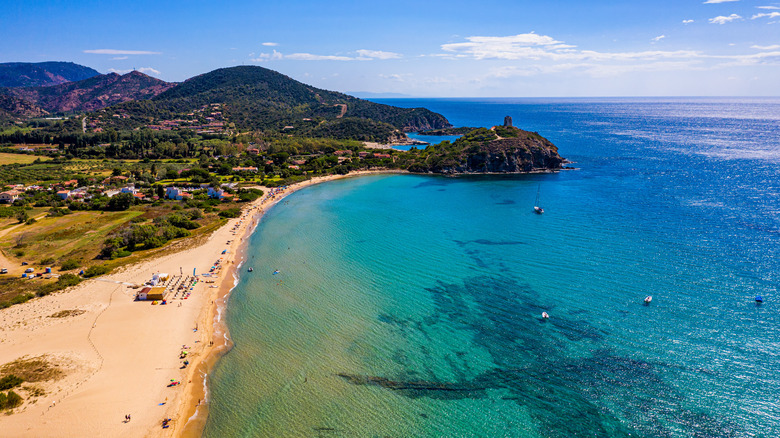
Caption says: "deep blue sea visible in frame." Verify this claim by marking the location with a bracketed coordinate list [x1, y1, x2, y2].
[203, 98, 780, 437]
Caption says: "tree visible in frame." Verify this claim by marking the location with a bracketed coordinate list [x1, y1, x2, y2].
[106, 193, 134, 211]
[15, 210, 28, 223]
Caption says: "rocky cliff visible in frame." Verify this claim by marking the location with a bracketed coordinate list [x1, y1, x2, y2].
[409, 125, 565, 174]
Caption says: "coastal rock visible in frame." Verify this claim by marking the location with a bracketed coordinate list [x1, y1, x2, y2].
[411, 125, 565, 175]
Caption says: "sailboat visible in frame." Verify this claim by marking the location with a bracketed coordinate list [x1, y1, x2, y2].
[533, 185, 544, 214]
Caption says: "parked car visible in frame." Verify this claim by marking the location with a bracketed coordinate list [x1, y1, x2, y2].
[0, 268, 7, 274]
[24, 268, 34, 273]
[21, 262, 28, 265]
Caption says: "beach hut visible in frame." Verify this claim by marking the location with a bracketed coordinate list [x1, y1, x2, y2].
[146, 286, 167, 301]
[137, 286, 167, 301]
[137, 287, 152, 301]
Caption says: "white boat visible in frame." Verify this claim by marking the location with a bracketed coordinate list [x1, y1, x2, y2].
[644, 296, 652, 304]
[541, 311, 549, 319]
[534, 185, 544, 214]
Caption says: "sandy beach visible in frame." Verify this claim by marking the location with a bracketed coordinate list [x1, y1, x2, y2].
[0, 170, 401, 438]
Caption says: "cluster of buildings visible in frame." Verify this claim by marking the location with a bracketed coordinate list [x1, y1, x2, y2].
[165, 183, 238, 201]
[146, 104, 229, 134]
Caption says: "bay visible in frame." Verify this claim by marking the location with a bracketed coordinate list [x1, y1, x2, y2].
[204, 97, 780, 437]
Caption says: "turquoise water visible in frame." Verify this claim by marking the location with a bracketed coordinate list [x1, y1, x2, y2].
[204, 98, 780, 437]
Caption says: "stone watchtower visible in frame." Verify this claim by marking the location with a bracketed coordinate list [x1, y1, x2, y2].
[503, 116, 513, 127]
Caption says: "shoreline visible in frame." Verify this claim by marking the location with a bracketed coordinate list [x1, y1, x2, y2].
[171, 169, 404, 438]
[0, 169, 402, 438]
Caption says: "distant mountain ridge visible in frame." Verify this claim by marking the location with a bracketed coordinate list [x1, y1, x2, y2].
[0, 63, 451, 142]
[0, 62, 100, 87]
[4, 71, 175, 114]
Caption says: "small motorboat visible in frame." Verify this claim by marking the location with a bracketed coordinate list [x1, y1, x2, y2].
[248, 267, 254, 272]
[273, 269, 280, 275]
[755, 296, 763, 303]
[644, 296, 652, 305]
[541, 311, 549, 319]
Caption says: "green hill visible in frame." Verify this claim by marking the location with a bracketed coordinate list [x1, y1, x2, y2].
[104, 66, 451, 138]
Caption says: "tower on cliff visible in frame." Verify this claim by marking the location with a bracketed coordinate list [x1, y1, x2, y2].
[503, 116, 513, 127]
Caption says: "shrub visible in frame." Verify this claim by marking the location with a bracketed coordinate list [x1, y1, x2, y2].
[25, 218, 36, 225]
[167, 214, 200, 230]
[83, 265, 110, 278]
[37, 274, 82, 297]
[39, 257, 55, 266]
[0, 375, 23, 391]
[115, 250, 132, 258]
[60, 259, 80, 271]
[14, 250, 24, 257]
[219, 208, 241, 219]
[143, 236, 167, 249]
[4, 390, 23, 409]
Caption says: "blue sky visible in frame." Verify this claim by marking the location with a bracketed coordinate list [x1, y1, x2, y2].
[2, 0, 779, 96]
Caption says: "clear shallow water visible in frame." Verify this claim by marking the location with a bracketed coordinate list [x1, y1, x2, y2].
[204, 98, 780, 437]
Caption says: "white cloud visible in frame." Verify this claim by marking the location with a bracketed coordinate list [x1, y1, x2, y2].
[703, 0, 739, 3]
[751, 44, 780, 49]
[652, 35, 666, 42]
[709, 14, 742, 24]
[440, 33, 698, 62]
[107, 67, 161, 75]
[379, 73, 412, 82]
[285, 53, 354, 61]
[441, 33, 575, 60]
[137, 67, 161, 75]
[356, 49, 402, 59]
[756, 5, 780, 8]
[84, 49, 161, 55]
[251, 50, 284, 61]
[262, 42, 278, 46]
[112, 56, 128, 60]
[251, 49, 403, 62]
[683, 19, 694, 24]
[752, 12, 780, 19]
[434, 32, 780, 84]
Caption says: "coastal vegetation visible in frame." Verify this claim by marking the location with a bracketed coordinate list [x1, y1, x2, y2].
[0, 354, 66, 411]
[0, 63, 564, 310]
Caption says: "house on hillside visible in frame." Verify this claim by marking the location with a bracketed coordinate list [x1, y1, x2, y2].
[232, 166, 258, 173]
[166, 187, 185, 200]
[56, 190, 70, 200]
[0, 190, 21, 203]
